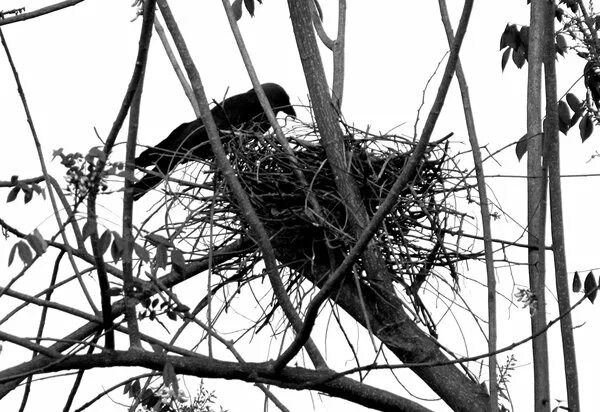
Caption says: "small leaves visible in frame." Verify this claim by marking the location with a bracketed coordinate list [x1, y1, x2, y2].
[146, 233, 173, 248]
[584, 271, 597, 303]
[556, 34, 568, 56]
[519, 26, 529, 46]
[155, 244, 168, 270]
[499, 24, 529, 70]
[558, 100, 571, 134]
[98, 230, 112, 256]
[501, 48, 511, 72]
[18, 242, 33, 265]
[512, 47, 526, 69]
[171, 248, 186, 271]
[579, 114, 594, 142]
[8, 243, 18, 266]
[162, 361, 179, 395]
[572, 271, 581, 292]
[244, 0, 254, 17]
[26, 229, 48, 256]
[565, 93, 582, 113]
[6, 186, 19, 203]
[500, 24, 519, 50]
[82, 220, 94, 240]
[133, 243, 150, 263]
[110, 231, 124, 263]
[232, 0, 243, 20]
[515, 133, 528, 161]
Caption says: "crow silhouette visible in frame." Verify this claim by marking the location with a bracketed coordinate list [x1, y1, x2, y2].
[133, 83, 296, 200]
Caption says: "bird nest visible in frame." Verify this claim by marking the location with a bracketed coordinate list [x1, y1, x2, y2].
[211, 123, 472, 296]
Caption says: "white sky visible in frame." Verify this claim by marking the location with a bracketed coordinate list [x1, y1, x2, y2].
[1, 1, 599, 411]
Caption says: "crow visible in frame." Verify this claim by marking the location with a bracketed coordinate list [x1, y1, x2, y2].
[132, 83, 296, 200]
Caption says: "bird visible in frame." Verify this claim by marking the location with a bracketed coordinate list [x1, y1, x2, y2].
[132, 83, 296, 201]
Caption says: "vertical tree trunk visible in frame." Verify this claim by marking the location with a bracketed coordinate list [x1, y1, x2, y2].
[527, 1, 551, 410]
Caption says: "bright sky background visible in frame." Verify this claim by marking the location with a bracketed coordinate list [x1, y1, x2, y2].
[1, 1, 599, 411]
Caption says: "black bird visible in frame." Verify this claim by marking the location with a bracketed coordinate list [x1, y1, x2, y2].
[132, 83, 296, 200]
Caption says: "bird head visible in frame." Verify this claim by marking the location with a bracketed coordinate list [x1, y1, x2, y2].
[260, 83, 297, 118]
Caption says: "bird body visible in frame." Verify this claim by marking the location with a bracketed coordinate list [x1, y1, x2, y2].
[133, 83, 295, 200]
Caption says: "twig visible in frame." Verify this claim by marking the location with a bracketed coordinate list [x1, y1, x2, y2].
[0, 1, 85, 26]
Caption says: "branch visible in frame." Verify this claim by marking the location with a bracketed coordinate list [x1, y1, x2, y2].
[156, 0, 326, 370]
[437, 1, 498, 410]
[277, 0, 475, 377]
[544, 2, 580, 410]
[527, 1, 551, 409]
[0, 1, 85, 26]
[2, 351, 434, 412]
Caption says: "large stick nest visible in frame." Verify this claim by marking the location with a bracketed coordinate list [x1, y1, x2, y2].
[213, 122, 472, 295]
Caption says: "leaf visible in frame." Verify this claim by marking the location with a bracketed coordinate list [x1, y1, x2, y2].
[130, 379, 141, 397]
[232, 0, 243, 20]
[8, 243, 18, 266]
[99, 230, 112, 256]
[133, 243, 150, 263]
[82, 220, 94, 240]
[7, 186, 19, 203]
[17, 241, 33, 265]
[111, 231, 124, 263]
[139, 388, 155, 406]
[500, 24, 518, 50]
[23, 187, 33, 204]
[162, 361, 178, 394]
[501, 48, 511, 72]
[155, 244, 168, 270]
[556, 34, 568, 55]
[26, 229, 48, 256]
[145, 233, 173, 247]
[244, 0, 254, 16]
[166, 310, 177, 321]
[572, 271, 581, 292]
[566, 93, 582, 112]
[515, 133, 528, 161]
[519, 26, 529, 47]
[512, 47, 526, 69]
[558, 100, 571, 134]
[579, 114, 594, 142]
[584, 271, 597, 303]
[171, 248, 186, 271]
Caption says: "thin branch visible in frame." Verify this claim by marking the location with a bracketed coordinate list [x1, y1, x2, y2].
[527, 1, 551, 409]
[153, 17, 200, 116]
[544, 2, 580, 410]
[0, 26, 96, 314]
[157, 0, 326, 369]
[277, 0, 474, 372]
[437, 1, 498, 410]
[0, 0, 85, 26]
